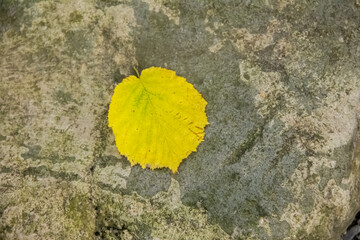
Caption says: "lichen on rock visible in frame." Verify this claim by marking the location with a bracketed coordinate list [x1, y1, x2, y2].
[1, 0, 360, 239]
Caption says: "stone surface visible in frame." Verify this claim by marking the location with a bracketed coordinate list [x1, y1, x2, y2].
[1, 0, 360, 239]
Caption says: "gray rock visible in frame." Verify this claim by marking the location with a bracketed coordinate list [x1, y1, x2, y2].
[1, 0, 359, 239]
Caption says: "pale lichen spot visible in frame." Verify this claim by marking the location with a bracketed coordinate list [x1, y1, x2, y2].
[141, 0, 180, 25]
[208, 40, 224, 53]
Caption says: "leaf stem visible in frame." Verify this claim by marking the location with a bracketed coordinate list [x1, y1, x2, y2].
[133, 66, 140, 78]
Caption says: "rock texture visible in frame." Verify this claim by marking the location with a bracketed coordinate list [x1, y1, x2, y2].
[1, 0, 360, 239]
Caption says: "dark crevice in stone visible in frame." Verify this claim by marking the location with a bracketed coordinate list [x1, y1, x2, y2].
[94, 0, 127, 9]
[19, 144, 78, 164]
[96, 181, 124, 194]
[22, 166, 81, 181]
[21, 145, 42, 160]
[270, 133, 297, 169]
[0, 166, 12, 174]
[0, 134, 6, 141]
[96, 155, 127, 169]
[94, 222, 137, 240]
[222, 117, 268, 166]
[90, 108, 111, 236]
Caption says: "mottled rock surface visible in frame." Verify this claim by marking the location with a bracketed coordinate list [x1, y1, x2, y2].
[1, 0, 360, 239]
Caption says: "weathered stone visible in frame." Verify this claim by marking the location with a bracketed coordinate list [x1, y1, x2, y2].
[1, 0, 359, 239]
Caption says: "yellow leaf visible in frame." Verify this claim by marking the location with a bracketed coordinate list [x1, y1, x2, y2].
[108, 67, 208, 173]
